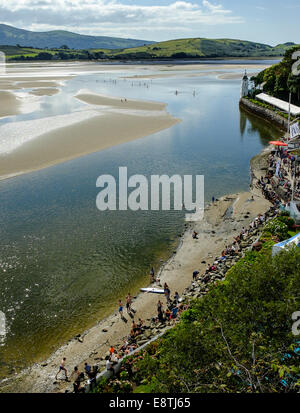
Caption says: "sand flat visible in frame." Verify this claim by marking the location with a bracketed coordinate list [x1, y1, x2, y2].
[16, 80, 62, 88]
[0, 81, 21, 90]
[0, 90, 21, 118]
[75, 91, 167, 111]
[29, 88, 60, 96]
[0, 110, 179, 180]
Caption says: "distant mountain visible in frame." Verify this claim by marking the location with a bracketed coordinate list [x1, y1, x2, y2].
[0, 24, 154, 49]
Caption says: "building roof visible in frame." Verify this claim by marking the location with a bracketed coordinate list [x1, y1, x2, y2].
[256, 93, 300, 116]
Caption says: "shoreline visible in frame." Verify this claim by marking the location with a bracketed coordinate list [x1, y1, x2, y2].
[0, 147, 272, 392]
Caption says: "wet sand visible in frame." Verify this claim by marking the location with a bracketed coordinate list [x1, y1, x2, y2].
[29, 88, 60, 96]
[0, 99, 180, 180]
[0, 90, 21, 118]
[16, 81, 62, 88]
[75, 91, 167, 111]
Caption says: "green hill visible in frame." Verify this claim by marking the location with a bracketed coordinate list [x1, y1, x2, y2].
[92, 38, 299, 60]
[1, 37, 299, 62]
[0, 23, 153, 50]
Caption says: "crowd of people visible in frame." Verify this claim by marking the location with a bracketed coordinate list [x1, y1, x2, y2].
[258, 149, 300, 204]
[193, 209, 271, 285]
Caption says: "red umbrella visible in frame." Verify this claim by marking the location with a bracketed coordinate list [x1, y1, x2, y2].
[269, 141, 288, 146]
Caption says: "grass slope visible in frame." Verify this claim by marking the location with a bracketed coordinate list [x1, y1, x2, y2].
[92, 38, 299, 59]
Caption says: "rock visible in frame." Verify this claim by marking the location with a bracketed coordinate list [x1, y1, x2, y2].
[78, 337, 83, 343]
[137, 339, 148, 346]
[252, 241, 263, 252]
[41, 363, 48, 367]
[102, 329, 108, 333]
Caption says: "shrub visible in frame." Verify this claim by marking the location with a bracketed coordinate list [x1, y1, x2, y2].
[263, 218, 289, 241]
[277, 216, 295, 230]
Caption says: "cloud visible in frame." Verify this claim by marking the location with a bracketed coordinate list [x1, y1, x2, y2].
[0, 0, 244, 40]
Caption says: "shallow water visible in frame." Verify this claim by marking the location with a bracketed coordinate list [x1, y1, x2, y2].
[0, 62, 282, 381]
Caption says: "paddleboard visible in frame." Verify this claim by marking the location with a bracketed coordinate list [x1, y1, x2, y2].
[140, 288, 164, 294]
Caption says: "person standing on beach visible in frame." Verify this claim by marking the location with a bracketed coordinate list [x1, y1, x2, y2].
[193, 270, 199, 281]
[70, 366, 81, 382]
[126, 293, 132, 313]
[150, 267, 155, 283]
[174, 291, 180, 304]
[55, 357, 68, 380]
[118, 300, 123, 318]
[164, 283, 171, 303]
[84, 362, 91, 378]
[105, 356, 115, 374]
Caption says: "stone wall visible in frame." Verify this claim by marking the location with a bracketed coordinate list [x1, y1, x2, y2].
[240, 98, 288, 131]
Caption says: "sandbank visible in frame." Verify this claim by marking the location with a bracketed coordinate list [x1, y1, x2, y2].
[0, 90, 21, 118]
[29, 88, 60, 96]
[0, 94, 179, 180]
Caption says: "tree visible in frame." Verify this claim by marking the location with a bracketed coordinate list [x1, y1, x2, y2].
[124, 247, 300, 393]
[288, 73, 300, 103]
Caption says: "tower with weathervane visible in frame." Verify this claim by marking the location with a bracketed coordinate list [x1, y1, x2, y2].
[241, 70, 249, 98]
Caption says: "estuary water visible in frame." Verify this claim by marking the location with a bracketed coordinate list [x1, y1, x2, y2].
[0, 61, 282, 382]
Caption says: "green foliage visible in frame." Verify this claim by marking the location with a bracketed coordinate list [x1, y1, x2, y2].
[115, 247, 300, 393]
[263, 218, 289, 241]
[277, 216, 295, 231]
[253, 46, 300, 104]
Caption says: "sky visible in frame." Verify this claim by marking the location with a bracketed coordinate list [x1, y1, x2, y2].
[0, 0, 299, 45]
